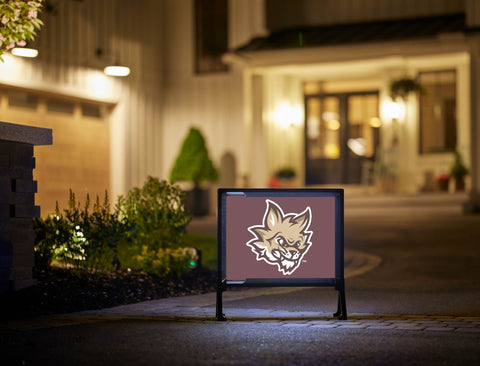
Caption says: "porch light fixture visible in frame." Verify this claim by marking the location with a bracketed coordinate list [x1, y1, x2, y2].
[95, 48, 130, 77]
[104, 65, 130, 77]
[11, 47, 38, 58]
[273, 103, 303, 128]
[382, 101, 405, 120]
[382, 100, 405, 146]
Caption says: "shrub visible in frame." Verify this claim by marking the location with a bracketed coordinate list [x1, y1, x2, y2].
[34, 178, 192, 277]
[34, 190, 131, 276]
[135, 246, 198, 276]
[33, 207, 70, 271]
[119, 176, 191, 252]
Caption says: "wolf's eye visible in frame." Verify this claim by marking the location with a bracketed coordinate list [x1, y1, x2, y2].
[295, 241, 302, 248]
[275, 236, 285, 246]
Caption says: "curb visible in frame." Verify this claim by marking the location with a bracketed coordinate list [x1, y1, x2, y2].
[3, 314, 479, 333]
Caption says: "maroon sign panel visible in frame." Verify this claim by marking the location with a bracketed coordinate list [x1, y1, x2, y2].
[223, 193, 337, 281]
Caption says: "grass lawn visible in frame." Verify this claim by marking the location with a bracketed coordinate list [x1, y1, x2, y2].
[183, 233, 217, 270]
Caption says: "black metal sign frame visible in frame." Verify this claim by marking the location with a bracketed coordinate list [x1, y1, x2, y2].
[216, 188, 346, 321]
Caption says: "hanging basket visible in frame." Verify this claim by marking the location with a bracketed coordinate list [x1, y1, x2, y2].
[390, 77, 425, 101]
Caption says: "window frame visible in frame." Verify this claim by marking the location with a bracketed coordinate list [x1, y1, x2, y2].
[194, 0, 229, 74]
[418, 69, 457, 155]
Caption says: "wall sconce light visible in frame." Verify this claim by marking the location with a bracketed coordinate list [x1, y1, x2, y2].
[382, 101, 405, 120]
[104, 65, 130, 77]
[96, 47, 130, 77]
[11, 47, 39, 58]
[382, 100, 405, 146]
[273, 103, 303, 128]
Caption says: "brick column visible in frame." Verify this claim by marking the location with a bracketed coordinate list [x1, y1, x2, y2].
[0, 121, 52, 293]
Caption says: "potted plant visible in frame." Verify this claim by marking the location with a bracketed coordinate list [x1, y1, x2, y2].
[450, 151, 469, 192]
[170, 127, 218, 216]
[268, 167, 297, 188]
[435, 173, 450, 192]
[390, 77, 425, 101]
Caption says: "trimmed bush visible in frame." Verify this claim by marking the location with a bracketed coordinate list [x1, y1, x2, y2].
[169, 127, 218, 187]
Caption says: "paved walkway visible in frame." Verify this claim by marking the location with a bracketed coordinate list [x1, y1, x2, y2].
[4, 191, 476, 335]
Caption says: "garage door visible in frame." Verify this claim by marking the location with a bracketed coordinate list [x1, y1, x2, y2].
[0, 87, 112, 217]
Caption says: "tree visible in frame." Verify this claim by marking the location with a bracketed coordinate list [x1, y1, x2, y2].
[0, 0, 44, 61]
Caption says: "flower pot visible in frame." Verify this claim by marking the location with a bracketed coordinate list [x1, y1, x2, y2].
[185, 186, 210, 216]
[454, 177, 466, 192]
[436, 179, 449, 192]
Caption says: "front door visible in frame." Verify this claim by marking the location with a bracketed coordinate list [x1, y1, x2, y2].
[305, 91, 379, 185]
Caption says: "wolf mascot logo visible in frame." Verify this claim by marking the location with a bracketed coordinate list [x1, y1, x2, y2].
[247, 200, 313, 275]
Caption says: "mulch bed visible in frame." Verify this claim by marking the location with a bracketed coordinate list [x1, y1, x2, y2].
[0, 267, 217, 320]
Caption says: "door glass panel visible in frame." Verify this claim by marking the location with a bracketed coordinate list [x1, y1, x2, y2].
[347, 94, 378, 158]
[306, 96, 340, 159]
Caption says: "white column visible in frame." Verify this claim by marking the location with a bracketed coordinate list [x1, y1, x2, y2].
[466, 41, 480, 212]
[249, 73, 268, 187]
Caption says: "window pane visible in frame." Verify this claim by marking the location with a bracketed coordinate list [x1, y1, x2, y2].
[195, 0, 229, 74]
[306, 97, 340, 159]
[81, 103, 104, 118]
[419, 70, 456, 153]
[47, 99, 74, 115]
[347, 94, 379, 158]
[8, 90, 38, 110]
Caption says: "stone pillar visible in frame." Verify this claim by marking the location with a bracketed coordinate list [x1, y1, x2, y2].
[0, 121, 52, 293]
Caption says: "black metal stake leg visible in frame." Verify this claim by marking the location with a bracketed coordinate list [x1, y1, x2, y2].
[333, 278, 347, 320]
[333, 288, 347, 320]
[216, 279, 227, 321]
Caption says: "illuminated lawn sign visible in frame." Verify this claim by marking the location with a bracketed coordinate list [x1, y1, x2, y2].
[216, 189, 347, 320]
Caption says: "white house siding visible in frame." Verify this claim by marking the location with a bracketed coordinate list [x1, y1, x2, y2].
[266, 0, 465, 31]
[161, 0, 246, 190]
[466, 0, 480, 26]
[229, 0, 268, 49]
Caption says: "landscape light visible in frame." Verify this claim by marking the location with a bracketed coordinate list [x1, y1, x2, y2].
[187, 248, 201, 270]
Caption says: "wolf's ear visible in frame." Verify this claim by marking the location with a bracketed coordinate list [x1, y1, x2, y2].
[264, 200, 284, 229]
[294, 207, 311, 232]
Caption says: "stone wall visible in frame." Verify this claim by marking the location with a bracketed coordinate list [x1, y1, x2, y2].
[0, 121, 52, 293]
